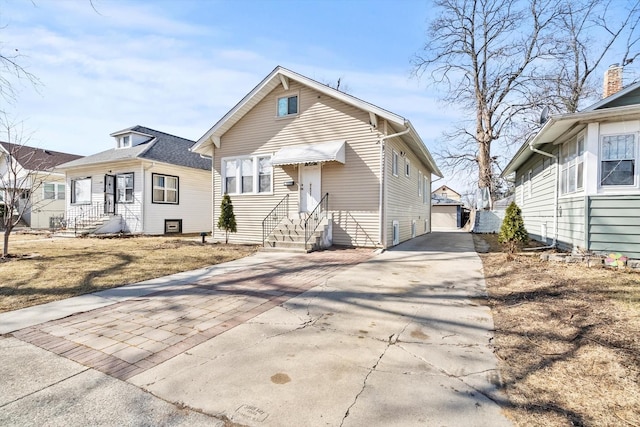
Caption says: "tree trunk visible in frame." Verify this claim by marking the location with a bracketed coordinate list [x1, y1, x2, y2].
[3, 228, 10, 258]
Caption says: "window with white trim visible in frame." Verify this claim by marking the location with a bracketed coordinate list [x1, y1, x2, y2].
[392, 151, 399, 176]
[405, 158, 411, 177]
[418, 170, 423, 196]
[71, 177, 91, 204]
[423, 176, 429, 203]
[527, 170, 533, 198]
[152, 173, 178, 204]
[222, 155, 273, 195]
[560, 135, 585, 194]
[519, 176, 524, 205]
[43, 183, 65, 200]
[117, 135, 131, 149]
[277, 95, 298, 117]
[116, 173, 134, 203]
[600, 133, 635, 186]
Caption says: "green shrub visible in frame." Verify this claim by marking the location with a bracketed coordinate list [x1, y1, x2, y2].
[217, 193, 237, 244]
[498, 202, 528, 254]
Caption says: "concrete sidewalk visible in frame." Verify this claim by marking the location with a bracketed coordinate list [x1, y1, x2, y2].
[1, 232, 511, 426]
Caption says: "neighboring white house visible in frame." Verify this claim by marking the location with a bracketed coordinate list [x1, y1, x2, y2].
[191, 66, 442, 250]
[502, 65, 640, 258]
[56, 126, 212, 235]
[0, 142, 82, 229]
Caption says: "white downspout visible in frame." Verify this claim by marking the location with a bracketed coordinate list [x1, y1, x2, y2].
[525, 140, 558, 250]
[378, 122, 411, 247]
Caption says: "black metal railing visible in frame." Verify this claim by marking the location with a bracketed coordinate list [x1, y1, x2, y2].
[262, 194, 289, 246]
[66, 202, 106, 235]
[304, 193, 329, 250]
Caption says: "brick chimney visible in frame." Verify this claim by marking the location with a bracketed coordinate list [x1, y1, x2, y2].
[603, 64, 623, 98]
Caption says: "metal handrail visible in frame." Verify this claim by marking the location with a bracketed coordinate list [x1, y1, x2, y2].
[304, 193, 329, 250]
[262, 194, 289, 246]
[66, 202, 105, 235]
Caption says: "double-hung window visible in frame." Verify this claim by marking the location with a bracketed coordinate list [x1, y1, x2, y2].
[116, 173, 134, 203]
[43, 183, 65, 200]
[71, 178, 91, 204]
[560, 136, 585, 194]
[601, 133, 635, 186]
[277, 95, 298, 117]
[223, 155, 272, 195]
[117, 135, 131, 149]
[423, 176, 429, 204]
[418, 171, 423, 196]
[152, 173, 178, 204]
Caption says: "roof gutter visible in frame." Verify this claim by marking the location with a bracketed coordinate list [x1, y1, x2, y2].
[378, 122, 412, 246]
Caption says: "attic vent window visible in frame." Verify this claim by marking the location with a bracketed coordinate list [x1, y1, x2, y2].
[277, 95, 298, 117]
[117, 135, 131, 149]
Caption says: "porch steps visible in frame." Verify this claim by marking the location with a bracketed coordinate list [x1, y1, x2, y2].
[54, 215, 115, 237]
[263, 218, 329, 253]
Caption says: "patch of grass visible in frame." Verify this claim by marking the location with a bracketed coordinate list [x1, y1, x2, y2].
[474, 234, 640, 427]
[0, 235, 257, 313]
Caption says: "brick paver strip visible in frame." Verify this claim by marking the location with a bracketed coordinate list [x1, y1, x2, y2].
[11, 248, 372, 381]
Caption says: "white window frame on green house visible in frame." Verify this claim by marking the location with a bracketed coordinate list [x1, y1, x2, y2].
[222, 155, 273, 195]
[116, 172, 134, 203]
[43, 182, 65, 200]
[152, 173, 179, 204]
[276, 92, 299, 117]
[71, 177, 91, 205]
[599, 132, 636, 187]
[560, 134, 585, 195]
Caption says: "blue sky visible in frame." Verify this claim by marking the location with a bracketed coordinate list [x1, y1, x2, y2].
[2, 0, 471, 188]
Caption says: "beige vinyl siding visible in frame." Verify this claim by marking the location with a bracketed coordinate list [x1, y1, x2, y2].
[66, 161, 144, 233]
[29, 172, 66, 229]
[212, 80, 381, 246]
[142, 162, 212, 234]
[516, 144, 558, 244]
[385, 134, 431, 246]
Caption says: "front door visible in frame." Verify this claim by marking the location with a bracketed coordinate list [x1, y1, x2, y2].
[300, 163, 321, 213]
[104, 174, 116, 215]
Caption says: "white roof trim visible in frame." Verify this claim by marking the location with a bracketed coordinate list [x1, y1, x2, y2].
[271, 140, 346, 166]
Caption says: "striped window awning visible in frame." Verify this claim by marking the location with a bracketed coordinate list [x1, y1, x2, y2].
[270, 140, 346, 166]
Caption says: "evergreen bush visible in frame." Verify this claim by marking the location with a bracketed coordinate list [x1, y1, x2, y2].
[498, 201, 528, 254]
[217, 193, 237, 244]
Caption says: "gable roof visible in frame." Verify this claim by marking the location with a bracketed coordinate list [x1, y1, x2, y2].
[431, 184, 461, 197]
[192, 66, 442, 177]
[57, 126, 211, 171]
[502, 83, 640, 177]
[0, 141, 82, 171]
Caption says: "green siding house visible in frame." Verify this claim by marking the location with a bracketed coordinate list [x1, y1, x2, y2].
[502, 80, 640, 259]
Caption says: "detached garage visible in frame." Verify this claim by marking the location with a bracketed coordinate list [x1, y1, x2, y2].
[431, 195, 465, 229]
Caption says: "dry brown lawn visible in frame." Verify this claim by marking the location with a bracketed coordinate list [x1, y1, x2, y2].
[475, 234, 640, 427]
[0, 234, 257, 313]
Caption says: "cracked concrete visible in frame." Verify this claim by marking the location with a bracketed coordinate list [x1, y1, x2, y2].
[2, 232, 510, 426]
[129, 232, 511, 426]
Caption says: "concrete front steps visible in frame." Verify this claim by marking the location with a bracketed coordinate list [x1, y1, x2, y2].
[263, 218, 331, 253]
[54, 215, 119, 237]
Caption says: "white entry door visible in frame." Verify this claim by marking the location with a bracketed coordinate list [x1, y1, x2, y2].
[300, 163, 321, 213]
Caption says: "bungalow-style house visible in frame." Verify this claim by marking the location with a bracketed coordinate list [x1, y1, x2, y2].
[0, 142, 82, 229]
[191, 66, 442, 250]
[502, 65, 640, 258]
[56, 126, 211, 235]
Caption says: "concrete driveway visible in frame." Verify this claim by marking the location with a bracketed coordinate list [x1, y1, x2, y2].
[0, 232, 511, 426]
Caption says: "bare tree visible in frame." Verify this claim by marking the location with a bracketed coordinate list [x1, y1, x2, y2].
[0, 117, 51, 257]
[413, 0, 563, 195]
[536, 0, 640, 113]
[0, 41, 40, 114]
[413, 0, 640, 197]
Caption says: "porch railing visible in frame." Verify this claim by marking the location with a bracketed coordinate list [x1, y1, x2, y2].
[304, 193, 329, 250]
[262, 194, 289, 246]
[66, 202, 106, 235]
